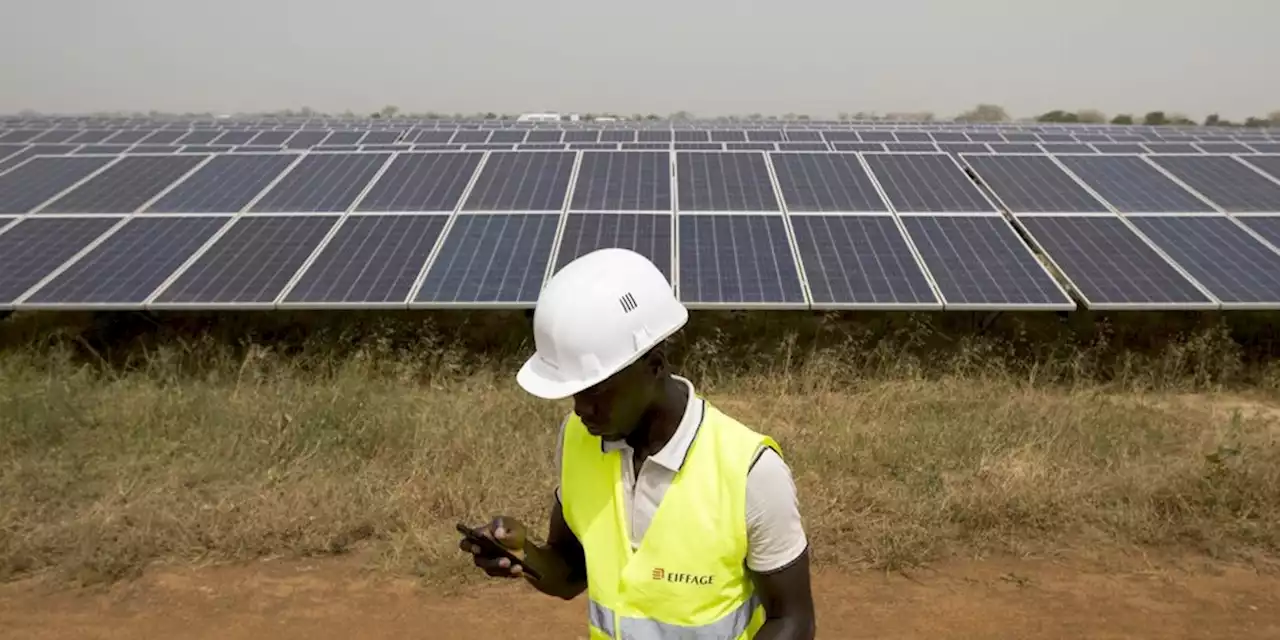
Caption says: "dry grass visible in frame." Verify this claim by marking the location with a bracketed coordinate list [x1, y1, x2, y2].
[1, 310, 1279, 587]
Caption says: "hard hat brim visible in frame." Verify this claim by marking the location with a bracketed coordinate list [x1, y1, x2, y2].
[516, 355, 593, 400]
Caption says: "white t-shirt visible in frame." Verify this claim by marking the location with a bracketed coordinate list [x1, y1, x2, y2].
[553, 375, 808, 574]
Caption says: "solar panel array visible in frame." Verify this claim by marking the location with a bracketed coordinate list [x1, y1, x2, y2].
[3, 117, 1280, 312]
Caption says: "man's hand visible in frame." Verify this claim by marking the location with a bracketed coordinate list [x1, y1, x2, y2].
[459, 515, 529, 578]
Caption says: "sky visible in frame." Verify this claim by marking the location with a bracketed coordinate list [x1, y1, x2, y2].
[2, 0, 1277, 121]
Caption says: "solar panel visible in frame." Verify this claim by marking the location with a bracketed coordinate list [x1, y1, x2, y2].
[65, 130, 114, 144]
[1239, 155, 1280, 182]
[747, 131, 784, 142]
[885, 142, 940, 153]
[938, 142, 989, 155]
[676, 152, 780, 212]
[621, 143, 670, 151]
[0, 144, 77, 173]
[931, 132, 970, 143]
[562, 131, 600, 143]
[102, 130, 149, 145]
[526, 130, 564, 143]
[775, 143, 830, 152]
[677, 214, 805, 306]
[489, 130, 527, 144]
[127, 145, 180, 154]
[0, 144, 23, 162]
[0, 129, 41, 143]
[211, 131, 257, 146]
[769, 153, 887, 212]
[175, 130, 220, 145]
[1054, 155, 1214, 213]
[0, 216, 121, 305]
[570, 151, 671, 211]
[1238, 216, 1280, 248]
[831, 142, 885, 152]
[895, 131, 933, 143]
[600, 131, 635, 143]
[1127, 216, 1280, 308]
[962, 155, 1108, 213]
[1148, 156, 1280, 212]
[638, 131, 673, 143]
[1016, 216, 1213, 308]
[553, 213, 672, 280]
[250, 152, 390, 213]
[900, 215, 1072, 309]
[1249, 144, 1280, 153]
[413, 213, 559, 305]
[414, 130, 455, 144]
[784, 131, 823, 142]
[1092, 143, 1147, 154]
[38, 154, 206, 214]
[1041, 143, 1094, 154]
[1196, 142, 1252, 154]
[855, 132, 896, 143]
[862, 153, 994, 213]
[789, 215, 937, 308]
[21, 217, 227, 307]
[462, 151, 574, 211]
[285, 130, 329, 149]
[323, 131, 365, 146]
[1144, 143, 1198, 154]
[360, 131, 402, 145]
[988, 143, 1043, 154]
[145, 153, 299, 213]
[0, 156, 115, 213]
[710, 131, 747, 143]
[282, 214, 448, 305]
[250, 131, 294, 146]
[139, 130, 184, 145]
[152, 215, 338, 305]
[356, 152, 482, 212]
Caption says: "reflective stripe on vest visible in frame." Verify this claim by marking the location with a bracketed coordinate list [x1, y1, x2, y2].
[561, 400, 781, 640]
[589, 595, 760, 639]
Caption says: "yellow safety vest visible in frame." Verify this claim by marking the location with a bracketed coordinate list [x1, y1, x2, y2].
[560, 400, 781, 640]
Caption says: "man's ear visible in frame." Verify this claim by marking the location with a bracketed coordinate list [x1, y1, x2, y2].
[645, 343, 668, 377]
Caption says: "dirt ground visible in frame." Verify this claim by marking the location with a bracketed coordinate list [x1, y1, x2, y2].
[2, 553, 1277, 640]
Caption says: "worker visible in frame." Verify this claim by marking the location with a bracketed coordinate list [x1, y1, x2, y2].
[460, 248, 816, 639]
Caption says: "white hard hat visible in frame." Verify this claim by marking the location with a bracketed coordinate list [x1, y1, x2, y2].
[517, 248, 688, 400]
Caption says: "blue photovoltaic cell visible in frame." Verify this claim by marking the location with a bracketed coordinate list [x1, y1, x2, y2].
[1148, 156, 1280, 212]
[676, 152, 780, 211]
[451, 131, 490, 144]
[862, 153, 994, 213]
[967, 133, 1006, 143]
[988, 143, 1044, 154]
[775, 143, 829, 152]
[153, 215, 338, 304]
[285, 131, 330, 149]
[1196, 142, 1252, 154]
[563, 131, 601, 143]
[674, 143, 722, 151]
[488, 130, 527, 144]
[145, 154, 299, 213]
[895, 131, 933, 143]
[182, 145, 232, 154]
[900, 215, 1071, 307]
[0, 144, 24, 162]
[831, 142, 885, 152]
[414, 213, 559, 304]
[518, 144, 568, 151]
[65, 130, 114, 144]
[638, 131, 673, 142]
[1016, 216, 1211, 307]
[0, 156, 115, 213]
[317, 144, 361, 152]
[553, 213, 672, 280]
[0, 144, 76, 173]
[1128, 216, 1280, 306]
[674, 131, 711, 142]
[126, 145, 180, 154]
[23, 216, 227, 305]
[726, 143, 778, 151]
[622, 143, 671, 150]
[250, 152, 390, 213]
[284, 215, 448, 304]
[1238, 216, 1280, 248]
[102, 130, 148, 144]
[211, 131, 257, 146]
[769, 153, 886, 212]
[784, 131, 823, 142]
[1240, 155, 1280, 182]
[356, 152, 482, 212]
[857, 132, 896, 142]
[790, 215, 936, 306]
[710, 131, 747, 142]
[40, 154, 206, 214]
[569, 143, 617, 151]
[0, 129, 42, 143]
[677, 215, 805, 305]
[0, 217, 121, 304]
[962, 155, 1108, 213]
[570, 151, 671, 211]
[414, 130, 454, 144]
[1040, 143, 1095, 154]
[1249, 144, 1280, 153]
[938, 142, 988, 154]
[885, 142, 940, 153]
[462, 151, 575, 211]
[323, 131, 365, 146]
[1055, 155, 1213, 213]
[931, 132, 970, 143]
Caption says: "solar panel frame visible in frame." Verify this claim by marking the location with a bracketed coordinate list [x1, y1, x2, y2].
[550, 212, 674, 283]
[1052, 154, 1217, 214]
[1147, 154, 1280, 213]
[409, 212, 560, 308]
[248, 151, 393, 214]
[143, 152, 303, 214]
[461, 151, 577, 212]
[674, 151, 782, 213]
[0, 155, 118, 214]
[0, 216, 126, 309]
[788, 213, 940, 310]
[1012, 214, 1217, 310]
[354, 151, 484, 213]
[569, 150, 673, 212]
[768, 152, 889, 213]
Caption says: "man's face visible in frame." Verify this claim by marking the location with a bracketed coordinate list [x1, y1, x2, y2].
[572, 358, 656, 441]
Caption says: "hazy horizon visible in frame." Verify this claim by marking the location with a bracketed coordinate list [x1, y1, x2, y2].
[2, 0, 1277, 122]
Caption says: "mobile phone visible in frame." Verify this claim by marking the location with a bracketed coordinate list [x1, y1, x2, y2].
[456, 522, 543, 580]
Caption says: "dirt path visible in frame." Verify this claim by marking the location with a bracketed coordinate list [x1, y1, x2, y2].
[2, 554, 1277, 639]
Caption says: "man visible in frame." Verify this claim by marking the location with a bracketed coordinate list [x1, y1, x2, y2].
[460, 248, 815, 639]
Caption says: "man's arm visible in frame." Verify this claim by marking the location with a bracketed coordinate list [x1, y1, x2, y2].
[745, 448, 816, 639]
[521, 496, 588, 600]
[751, 549, 816, 640]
